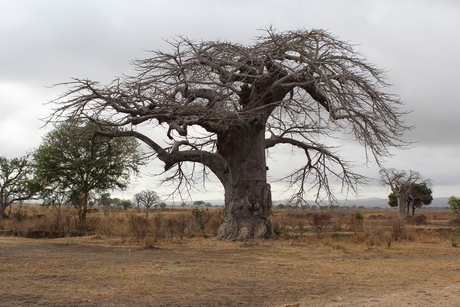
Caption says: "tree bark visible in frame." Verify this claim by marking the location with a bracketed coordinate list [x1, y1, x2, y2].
[216, 180, 275, 240]
[397, 194, 407, 217]
[215, 119, 276, 240]
[78, 191, 90, 231]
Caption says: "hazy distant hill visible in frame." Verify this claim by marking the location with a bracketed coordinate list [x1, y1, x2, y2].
[340, 197, 450, 208]
[191, 197, 451, 209]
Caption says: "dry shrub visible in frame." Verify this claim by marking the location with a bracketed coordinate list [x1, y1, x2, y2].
[141, 235, 157, 249]
[128, 214, 151, 241]
[368, 214, 391, 220]
[346, 212, 364, 233]
[404, 215, 428, 226]
[2, 206, 83, 237]
[332, 212, 347, 231]
[346, 232, 366, 244]
[206, 209, 225, 235]
[448, 216, 460, 227]
[415, 230, 445, 244]
[163, 214, 190, 239]
[271, 215, 288, 237]
[151, 213, 165, 239]
[309, 213, 332, 237]
[364, 227, 387, 247]
[390, 219, 406, 241]
[93, 212, 128, 238]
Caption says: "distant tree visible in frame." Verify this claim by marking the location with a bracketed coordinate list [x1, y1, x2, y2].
[96, 193, 131, 210]
[48, 28, 410, 239]
[387, 182, 433, 215]
[448, 196, 460, 215]
[99, 193, 112, 207]
[134, 193, 142, 209]
[380, 169, 430, 217]
[119, 199, 133, 210]
[406, 183, 432, 216]
[0, 156, 35, 220]
[193, 200, 205, 208]
[158, 202, 167, 211]
[32, 120, 143, 228]
[134, 190, 160, 217]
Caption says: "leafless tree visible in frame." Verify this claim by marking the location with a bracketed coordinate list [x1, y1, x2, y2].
[380, 168, 430, 217]
[48, 28, 410, 239]
[134, 190, 160, 217]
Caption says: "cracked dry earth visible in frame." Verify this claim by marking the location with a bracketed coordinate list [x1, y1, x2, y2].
[0, 236, 459, 306]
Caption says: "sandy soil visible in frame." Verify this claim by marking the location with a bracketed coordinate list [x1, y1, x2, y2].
[1, 236, 459, 306]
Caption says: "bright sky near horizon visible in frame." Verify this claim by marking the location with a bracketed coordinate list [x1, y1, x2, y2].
[1, 0, 459, 203]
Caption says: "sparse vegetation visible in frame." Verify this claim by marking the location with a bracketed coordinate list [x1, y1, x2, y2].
[451, 226, 460, 247]
[1, 206, 457, 249]
[448, 196, 460, 215]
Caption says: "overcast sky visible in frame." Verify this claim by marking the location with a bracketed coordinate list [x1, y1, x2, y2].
[1, 0, 459, 203]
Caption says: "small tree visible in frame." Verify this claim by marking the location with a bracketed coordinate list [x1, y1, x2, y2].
[158, 202, 167, 211]
[0, 156, 35, 220]
[448, 196, 460, 215]
[119, 199, 133, 210]
[193, 200, 205, 208]
[98, 193, 112, 207]
[32, 120, 143, 228]
[406, 183, 432, 216]
[134, 190, 160, 217]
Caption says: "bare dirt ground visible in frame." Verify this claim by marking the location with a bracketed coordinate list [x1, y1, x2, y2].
[1, 236, 459, 307]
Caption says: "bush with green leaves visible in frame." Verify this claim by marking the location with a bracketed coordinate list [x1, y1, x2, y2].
[448, 196, 460, 215]
[191, 208, 213, 237]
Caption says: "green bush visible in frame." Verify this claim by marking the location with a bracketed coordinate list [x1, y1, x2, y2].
[448, 196, 460, 215]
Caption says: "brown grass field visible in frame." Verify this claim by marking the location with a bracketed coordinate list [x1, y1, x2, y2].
[1, 206, 460, 306]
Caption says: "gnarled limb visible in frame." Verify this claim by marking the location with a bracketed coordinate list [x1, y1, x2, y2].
[265, 134, 366, 204]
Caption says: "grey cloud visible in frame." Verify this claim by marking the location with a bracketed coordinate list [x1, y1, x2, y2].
[1, 0, 459, 199]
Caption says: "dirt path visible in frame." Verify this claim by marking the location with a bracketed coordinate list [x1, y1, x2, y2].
[1, 236, 459, 306]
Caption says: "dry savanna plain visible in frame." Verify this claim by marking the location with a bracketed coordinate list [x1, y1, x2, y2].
[1, 206, 460, 307]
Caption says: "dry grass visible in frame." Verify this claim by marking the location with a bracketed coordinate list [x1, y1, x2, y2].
[1, 206, 457, 247]
[1, 206, 460, 306]
[1, 235, 459, 306]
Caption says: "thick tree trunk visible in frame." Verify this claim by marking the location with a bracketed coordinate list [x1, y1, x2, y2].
[216, 180, 276, 240]
[78, 191, 90, 231]
[215, 119, 276, 240]
[397, 194, 407, 217]
[0, 195, 5, 220]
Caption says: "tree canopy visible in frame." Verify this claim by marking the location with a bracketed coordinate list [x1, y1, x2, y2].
[0, 156, 34, 220]
[32, 120, 144, 227]
[47, 28, 410, 239]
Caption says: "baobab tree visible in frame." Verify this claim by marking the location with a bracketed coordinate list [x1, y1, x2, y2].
[380, 168, 430, 217]
[134, 190, 160, 217]
[48, 28, 410, 240]
[387, 182, 433, 216]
